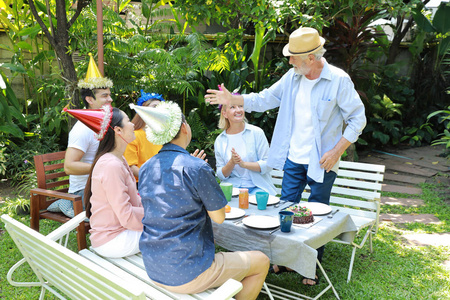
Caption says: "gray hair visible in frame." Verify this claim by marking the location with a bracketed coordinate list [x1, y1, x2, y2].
[298, 47, 327, 61]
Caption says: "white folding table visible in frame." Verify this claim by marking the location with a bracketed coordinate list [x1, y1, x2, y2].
[212, 197, 357, 299]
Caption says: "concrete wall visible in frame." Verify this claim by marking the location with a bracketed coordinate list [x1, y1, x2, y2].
[0, 30, 57, 101]
[0, 31, 26, 100]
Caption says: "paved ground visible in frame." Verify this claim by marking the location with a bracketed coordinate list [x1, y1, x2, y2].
[380, 213, 441, 224]
[402, 233, 450, 247]
[380, 196, 424, 207]
[359, 145, 449, 249]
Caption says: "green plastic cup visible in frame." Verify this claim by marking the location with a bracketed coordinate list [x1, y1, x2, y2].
[220, 182, 233, 202]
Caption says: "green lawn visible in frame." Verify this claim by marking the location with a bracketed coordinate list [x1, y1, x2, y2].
[1, 181, 449, 299]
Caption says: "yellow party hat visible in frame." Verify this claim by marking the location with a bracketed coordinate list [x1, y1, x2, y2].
[85, 53, 103, 80]
[78, 53, 113, 90]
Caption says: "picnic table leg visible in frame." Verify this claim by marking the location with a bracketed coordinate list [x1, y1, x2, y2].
[315, 259, 340, 300]
[347, 246, 357, 283]
[263, 282, 275, 300]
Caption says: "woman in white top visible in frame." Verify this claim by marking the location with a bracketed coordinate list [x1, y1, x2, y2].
[214, 104, 277, 195]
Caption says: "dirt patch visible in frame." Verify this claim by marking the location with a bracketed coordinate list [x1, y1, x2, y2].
[0, 179, 23, 203]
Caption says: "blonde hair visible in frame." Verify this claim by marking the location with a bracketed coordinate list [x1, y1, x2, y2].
[218, 104, 248, 131]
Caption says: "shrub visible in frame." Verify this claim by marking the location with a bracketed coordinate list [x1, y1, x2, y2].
[4, 126, 63, 186]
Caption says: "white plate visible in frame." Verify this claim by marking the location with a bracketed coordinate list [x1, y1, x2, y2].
[242, 215, 279, 229]
[297, 202, 332, 216]
[225, 207, 246, 220]
[232, 188, 240, 197]
[249, 195, 280, 206]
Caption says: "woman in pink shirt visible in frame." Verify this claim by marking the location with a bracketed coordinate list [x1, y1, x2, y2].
[84, 107, 144, 258]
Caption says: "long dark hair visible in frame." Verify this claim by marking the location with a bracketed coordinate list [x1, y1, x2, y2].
[84, 107, 124, 218]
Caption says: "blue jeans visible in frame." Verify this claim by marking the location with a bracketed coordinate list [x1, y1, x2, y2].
[247, 186, 265, 195]
[280, 159, 337, 263]
[73, 189, 86, 209]
[280, 159, 337, 205]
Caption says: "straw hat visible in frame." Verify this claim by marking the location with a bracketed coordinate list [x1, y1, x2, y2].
[130, 101, 182, 145]
[63, 104, 113, 140]
[77, 53, 113, 90]
[282, 27, 326, 57]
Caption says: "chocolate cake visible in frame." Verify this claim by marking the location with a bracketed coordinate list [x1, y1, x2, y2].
[286, 205, 314, 224]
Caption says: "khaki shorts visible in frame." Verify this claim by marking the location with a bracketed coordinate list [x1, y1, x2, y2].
[155, 251, 251, 294]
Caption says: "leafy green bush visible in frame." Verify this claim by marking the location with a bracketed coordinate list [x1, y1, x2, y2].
[364, 93, 403, 145]
[3, 126, 63, 186]
[3, 196, 30, 215]
[186, 107, 222, 157]
[359, 67, 438, 148]
[37, 77, 69, 137]
[427, 106, 450, 156]
[0, 72, 26, 140]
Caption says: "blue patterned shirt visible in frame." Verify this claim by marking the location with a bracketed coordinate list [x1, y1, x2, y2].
[138, 143, 227, 286]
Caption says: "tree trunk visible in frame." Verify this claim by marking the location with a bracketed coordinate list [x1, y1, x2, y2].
[386, 0, 431, 65]
[386, 31, 402, 65]
[55, 44, 80, 108]
[385, 15, 409, 65]
[28, 0, 90, 128]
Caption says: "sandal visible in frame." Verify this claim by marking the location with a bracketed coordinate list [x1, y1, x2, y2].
[302, 275, 319, 286]
[269, 265, 296, 275]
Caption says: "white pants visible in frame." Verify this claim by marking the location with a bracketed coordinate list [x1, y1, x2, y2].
[92, 229, 141, 258]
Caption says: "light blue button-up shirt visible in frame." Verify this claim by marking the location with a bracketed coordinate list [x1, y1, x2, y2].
[214, 123, 277, 195]
[243, 60, 366, 183]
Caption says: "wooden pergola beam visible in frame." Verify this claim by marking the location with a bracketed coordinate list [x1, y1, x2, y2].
[96, 0, 104, 75]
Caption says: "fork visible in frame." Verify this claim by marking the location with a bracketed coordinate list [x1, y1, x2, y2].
[234, 219, 244, 225]
[233, 215, 249, 225]
[274, 200, 287, 208]
[328, 209, 339, 218]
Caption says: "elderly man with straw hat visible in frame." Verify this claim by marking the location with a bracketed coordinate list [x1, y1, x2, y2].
[47, 54, 114, 218]
[205, 27, 366, 285]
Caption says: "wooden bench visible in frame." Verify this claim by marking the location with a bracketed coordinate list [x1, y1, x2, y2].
[271, 160, 385, 282]
[3, 212, 243, 300]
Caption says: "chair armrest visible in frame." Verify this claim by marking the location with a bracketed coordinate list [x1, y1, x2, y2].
[30, 188, 81, 202]
[47, 212, 87, 241]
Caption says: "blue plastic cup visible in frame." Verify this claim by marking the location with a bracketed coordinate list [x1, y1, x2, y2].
[279, 211, 294, 232]
[255, 191, 269, 210]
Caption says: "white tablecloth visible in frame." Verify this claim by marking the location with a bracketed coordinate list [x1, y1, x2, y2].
[212, 197, 357, 279]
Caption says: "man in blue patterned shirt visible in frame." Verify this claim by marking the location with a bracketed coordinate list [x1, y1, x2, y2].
[136, 102, 269, 300]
